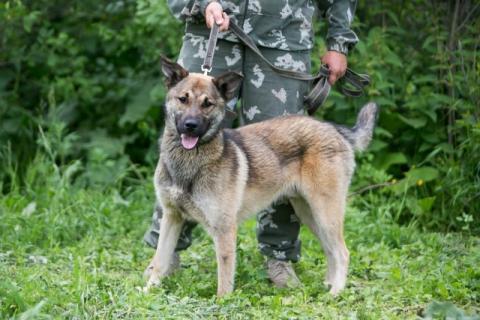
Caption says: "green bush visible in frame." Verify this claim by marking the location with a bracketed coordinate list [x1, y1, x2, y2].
[0, 0, 181, 185]
[1, 0, 478, 232]
[319, 1, 479, 232]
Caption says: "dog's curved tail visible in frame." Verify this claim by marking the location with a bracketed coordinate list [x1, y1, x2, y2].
[351, 102, 378, 151]
[335, 102, 378, 152]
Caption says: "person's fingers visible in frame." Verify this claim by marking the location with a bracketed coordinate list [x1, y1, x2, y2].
[206, 14, 214, 28]
[205, 2, 224, 29]
[321, 50, 348, 85]
[329, 73, 339, 85]
[220, 12, 230, 31]
[329, 65, 343, 85]
[213, 9, 224, 26]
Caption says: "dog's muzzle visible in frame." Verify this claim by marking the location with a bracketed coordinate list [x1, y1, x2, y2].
[177, 116, 208, 150]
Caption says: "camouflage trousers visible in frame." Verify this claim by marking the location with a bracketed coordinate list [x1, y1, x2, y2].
[144, 35, 312, 263]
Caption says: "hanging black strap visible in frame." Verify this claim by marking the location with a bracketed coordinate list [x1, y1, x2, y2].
[201, 21, 371, 115]
[228, 22, 370, 115]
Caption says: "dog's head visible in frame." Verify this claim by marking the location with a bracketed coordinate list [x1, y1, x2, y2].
[160, 56, 243, 150]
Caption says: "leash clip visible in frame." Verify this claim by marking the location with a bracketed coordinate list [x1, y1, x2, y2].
[201, 65, 212, 76]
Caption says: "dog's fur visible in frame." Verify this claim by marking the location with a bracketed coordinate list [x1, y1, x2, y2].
[145, 57, 378, 296]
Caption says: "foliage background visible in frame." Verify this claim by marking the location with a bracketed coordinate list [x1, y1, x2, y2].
[0, 1, 479, 231]
[0, 0, 479, 318]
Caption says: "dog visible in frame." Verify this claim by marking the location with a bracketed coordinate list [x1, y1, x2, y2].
[144, 56, 378, 297]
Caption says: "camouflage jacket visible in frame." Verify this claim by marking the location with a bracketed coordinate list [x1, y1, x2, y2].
[167, 0, 358, 54]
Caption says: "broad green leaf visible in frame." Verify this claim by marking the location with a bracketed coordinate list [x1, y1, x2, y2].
[412, 75, 436, 84]
[374, 127, 393, 139]
[23, 11, 41, 33]
[374, 152, 408, 170]
[384, 50, 403, 68]
[405, 167, 439, 182]
[419, 107, 438, 122]
[430, 93, 453, 105]
[417, 197, 436, 214]
[374, 97, 396, 107]
[368, 139, 388, 152]
[390, 166, 439, 194]
[397, 114, 427, 129]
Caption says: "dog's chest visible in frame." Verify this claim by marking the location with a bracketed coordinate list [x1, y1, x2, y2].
[157, 149, 224, 230]
[160, 174, 212, 225]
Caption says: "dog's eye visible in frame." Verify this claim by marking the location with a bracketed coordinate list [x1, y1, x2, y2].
[202, 98, 214, 108]
[178, 96, 188, 104]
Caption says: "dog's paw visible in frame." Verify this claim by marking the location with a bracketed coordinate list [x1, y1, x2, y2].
[324, 280, 344, 296]
[216, 288, 234, 298]
[328, 286, 343, 296]
[143, 274, 161, 293]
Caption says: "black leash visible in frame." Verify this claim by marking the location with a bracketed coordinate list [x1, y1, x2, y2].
[201, 23, 220, 75]
[202, 22, 371, 115]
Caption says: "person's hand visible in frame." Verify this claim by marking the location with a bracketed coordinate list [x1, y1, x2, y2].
[205, 2, 229, 31]
[321, 51, 347, 85]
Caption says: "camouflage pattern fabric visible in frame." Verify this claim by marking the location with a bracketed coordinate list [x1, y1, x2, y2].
[177, 36, 311, 123]
[167, 0, 358, 55]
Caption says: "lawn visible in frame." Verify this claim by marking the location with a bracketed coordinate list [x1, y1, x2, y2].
[0, 162, 479, 319]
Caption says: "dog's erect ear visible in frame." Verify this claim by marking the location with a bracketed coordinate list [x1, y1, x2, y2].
[213, 72, 244, 101]
[160, 56, 189, 88]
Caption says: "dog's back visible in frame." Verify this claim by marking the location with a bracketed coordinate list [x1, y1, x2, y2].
[235, 102, 377, 155]
[225, 102, 378, 221]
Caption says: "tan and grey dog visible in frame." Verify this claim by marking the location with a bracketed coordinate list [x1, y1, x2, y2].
[144, 57, 378, 296]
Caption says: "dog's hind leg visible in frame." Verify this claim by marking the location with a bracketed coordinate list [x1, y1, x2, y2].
[145, 208, 184, 291]
[311, 194, 349, 295]
[292, 192, 349, 295]
[290, 198, 337, 289]
[211, 223, 237, 297]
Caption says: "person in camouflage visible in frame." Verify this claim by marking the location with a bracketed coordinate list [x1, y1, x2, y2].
[144, 0, 359, 288]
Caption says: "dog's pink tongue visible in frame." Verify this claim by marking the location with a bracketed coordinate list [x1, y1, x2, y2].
[181, 134, 199, 150]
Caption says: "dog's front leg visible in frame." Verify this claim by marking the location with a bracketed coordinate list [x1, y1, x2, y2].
[145, 208, 184, 291]
[212, 223, 237, 297]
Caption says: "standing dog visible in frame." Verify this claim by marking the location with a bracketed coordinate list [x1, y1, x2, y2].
[145, 57, 378, 296]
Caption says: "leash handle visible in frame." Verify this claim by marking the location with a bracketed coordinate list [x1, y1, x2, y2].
[228, 21, 371, 114]
[202, 23, 220, 75]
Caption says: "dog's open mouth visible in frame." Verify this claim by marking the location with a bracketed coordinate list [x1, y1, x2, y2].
[180, 134, 199, 150]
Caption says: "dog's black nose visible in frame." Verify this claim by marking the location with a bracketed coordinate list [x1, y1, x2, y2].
[184, 119, 198, 132]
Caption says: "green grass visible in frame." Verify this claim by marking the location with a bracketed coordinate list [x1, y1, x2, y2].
[1, 159, 479, 319]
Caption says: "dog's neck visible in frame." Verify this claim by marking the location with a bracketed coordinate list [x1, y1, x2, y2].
[160, 125, 225, 186]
